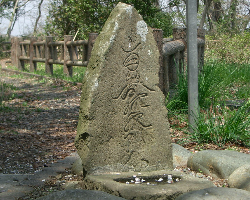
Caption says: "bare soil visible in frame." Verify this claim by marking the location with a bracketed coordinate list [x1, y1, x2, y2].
[0, 69, 81, 174]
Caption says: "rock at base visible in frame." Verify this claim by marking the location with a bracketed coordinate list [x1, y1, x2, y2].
[187, 150, 250, 179]
[228, 164, 250, 192]
[80, 170, 215, 200]
[172, 143, 192, 167]
[176, 187, 250, 200]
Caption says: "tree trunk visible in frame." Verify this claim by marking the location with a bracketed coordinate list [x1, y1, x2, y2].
[199, 0, 212, 29]
[212, 0, 222, 23]
[33, 0, 44, 34]
[7, 0, 19, 38]
[229, 0, 238, 30]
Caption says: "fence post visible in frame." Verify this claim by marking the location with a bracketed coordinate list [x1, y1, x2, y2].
[173, 27, 187, 72]
[197, 28, 205, 71]
[163, 55, 170, 95]
[64, 35, 73, 77]
[11, 37, 16, 66]
[38, 37, 44, 59]
[16, 37, 25, 71]
[29, 37, 37, 72]
[45, 36, 53, 75]
[153, 29, 164, 94]
[87, 33, 98, 61]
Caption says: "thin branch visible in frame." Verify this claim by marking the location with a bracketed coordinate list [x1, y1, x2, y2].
[33, 0, 44, 34]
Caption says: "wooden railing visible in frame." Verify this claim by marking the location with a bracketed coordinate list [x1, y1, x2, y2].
[10, 33, 98, 77]
[161, 28, 205, 95]
[2, 28, 205, 96]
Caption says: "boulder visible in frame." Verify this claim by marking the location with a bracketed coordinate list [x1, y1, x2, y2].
[228, 164, 250, 192]
[172, 143, 192, 167]
[82, 170, 215, 200]
[187, 150, 250, 178]
[176, 187, 250, 200]
[75, 2, 172, 175]
[72, 157, 83, 176]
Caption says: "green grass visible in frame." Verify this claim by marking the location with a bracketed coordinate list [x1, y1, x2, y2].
[190, 100, 250, 147]
[7, 62, 86, 83]
[0, 82, 18, 110]
[167, 60, 250, 147]
[206, 32, 250, 64]
[31, 63, 86, 83]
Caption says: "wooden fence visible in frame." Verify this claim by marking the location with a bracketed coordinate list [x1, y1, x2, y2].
[1, 28, 205, 95]
[10, 33, 98, 77]
[0, 41, 11, 58]
[161, 28, 205, 95]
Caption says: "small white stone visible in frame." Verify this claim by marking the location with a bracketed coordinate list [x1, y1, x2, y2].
[135, 177, 140, 182]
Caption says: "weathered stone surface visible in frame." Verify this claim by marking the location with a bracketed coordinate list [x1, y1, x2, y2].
[172, 143, 192, 167]
[36, 189, 126, 200]
[81, 170, 215, 200]
[72, 156, 83, 176]
[0, 153, 79, 200]
[228, 164, 250, 191]
[75, 2, 172, 175]
[72, 144, 192, 175]
[187, 150, 250, 179]
[175, 187, 250, 200]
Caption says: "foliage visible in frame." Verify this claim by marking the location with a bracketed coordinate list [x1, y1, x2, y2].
[45, 0, 173, 40]
[190, 100, 250, 147]
[0, 35, 11, 58]
[0, 81, 17, 110]
[206, 32, 250, 64]
[167, 60, 250, 147]
[147, 11, 173, 37]
[166, 71, 188, 111]
[167, 61, 250, 110]
[0, 0, 15, 18]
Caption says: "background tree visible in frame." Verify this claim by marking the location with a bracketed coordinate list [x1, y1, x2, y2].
[0, 0, 31, 38]
[45, 0, 173, 40]
[33, 0, 44, 35]
[168, 0, 250, 35]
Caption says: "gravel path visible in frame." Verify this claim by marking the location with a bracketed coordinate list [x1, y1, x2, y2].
[0, 68, 81, 174]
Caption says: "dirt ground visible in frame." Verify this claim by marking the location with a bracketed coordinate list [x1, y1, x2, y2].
[0, 67, 81, 174]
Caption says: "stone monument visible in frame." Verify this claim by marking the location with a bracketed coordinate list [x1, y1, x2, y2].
[75, 2, 172, 175]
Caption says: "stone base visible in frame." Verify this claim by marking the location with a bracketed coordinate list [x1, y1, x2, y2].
[80, 170, 215, 200]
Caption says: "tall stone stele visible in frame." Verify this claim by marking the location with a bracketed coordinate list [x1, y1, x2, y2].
[75, 2, 172, 175]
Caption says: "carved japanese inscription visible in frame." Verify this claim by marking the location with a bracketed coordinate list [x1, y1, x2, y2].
[112, 32, 155, 135]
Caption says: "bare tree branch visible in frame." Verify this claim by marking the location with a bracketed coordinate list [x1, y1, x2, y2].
[7, 0, 19, 38]
[199, 0, 212, 29]
[33, 0, 44, 34]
